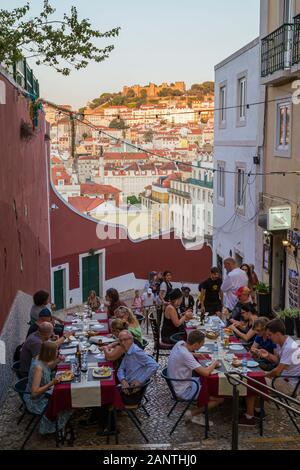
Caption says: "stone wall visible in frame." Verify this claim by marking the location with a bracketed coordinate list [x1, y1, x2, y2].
[0, 291, 32, 407]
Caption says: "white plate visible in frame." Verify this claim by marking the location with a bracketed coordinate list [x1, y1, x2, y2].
[247, 360, 259, 368]
[69, 341, 79, 347]
[196, 347, 210, 353]
[91, 324, 105, 332]
[92, 367, 112, 379]
[88, 344, 100, 354]
[89, 336, 116, 345]
[229, 344, 244, 351]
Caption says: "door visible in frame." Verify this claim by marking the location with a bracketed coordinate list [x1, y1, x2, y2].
[54, 269, 65, 310]
[82, 254, 100, 302]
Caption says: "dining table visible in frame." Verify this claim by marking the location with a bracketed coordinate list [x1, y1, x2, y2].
[185, 316, 267, 407]
[45, 308, 123, 422]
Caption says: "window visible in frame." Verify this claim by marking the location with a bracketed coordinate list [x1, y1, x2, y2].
[238, 77, 246, 121]
[219, 85, 226, 126]
[275, 101, 292, 157]
[235, 165, 246, 212]
[217, 161, 225, 205]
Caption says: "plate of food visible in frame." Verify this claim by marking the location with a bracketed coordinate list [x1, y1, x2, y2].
[229, 344, 244, 352]
[89, 336, 116, 345]
[224, 328, 234, 336]
[57, 370, 74, 382]
[206, 331, 219, 340]
[247, 360, 259, 368]
[92, 366, 112, 379]
[231, 358, 242, 368]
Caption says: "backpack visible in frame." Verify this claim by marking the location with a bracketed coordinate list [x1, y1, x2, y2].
[13, 344, 23, 362]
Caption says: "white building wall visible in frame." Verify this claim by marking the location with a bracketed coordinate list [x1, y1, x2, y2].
[213, 38, 262, 270]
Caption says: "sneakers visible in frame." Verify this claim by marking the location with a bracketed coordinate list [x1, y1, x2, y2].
[185, 410, 213, 427]
[238, 414, 256, 426]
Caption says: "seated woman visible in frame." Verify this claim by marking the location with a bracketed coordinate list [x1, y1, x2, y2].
[161, 289, 193, 344]
[228, 304, 258, 345]
[105, 288, 127, 318]
[24, 341, 73, 436]
[87, 290, 101, 312]
[114, 306, 143, 345]
[250, 317, 276, 370]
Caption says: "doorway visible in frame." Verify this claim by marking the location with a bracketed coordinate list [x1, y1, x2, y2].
[53, 269, 65, 310]
[82, 253, 103, 302]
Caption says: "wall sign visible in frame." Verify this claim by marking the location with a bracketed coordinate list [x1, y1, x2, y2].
[268, 206, 292, 231]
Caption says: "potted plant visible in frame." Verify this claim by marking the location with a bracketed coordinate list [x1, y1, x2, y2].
[277, 309, 295, 336]
[256, 282, 272, 317]
[292, 309, 300, 338]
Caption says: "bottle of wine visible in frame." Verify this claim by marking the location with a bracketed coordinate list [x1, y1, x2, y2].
[76, 344, 81, 369]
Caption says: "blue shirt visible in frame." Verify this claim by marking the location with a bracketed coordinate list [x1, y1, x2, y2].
[117, 343, 159, 384]
[254, 335, 276, 354]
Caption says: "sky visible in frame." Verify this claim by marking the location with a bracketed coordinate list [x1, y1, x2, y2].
[1, 0, 260, 109]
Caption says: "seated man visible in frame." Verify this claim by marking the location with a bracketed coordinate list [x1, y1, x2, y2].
[227, 287, 252, 324]
[260, 318, 300, 395]
[20, 322, 65, 376]
[239, 318, 300, 426]
[167, 330, 223, 426]
[250, 317, 276, 370]
[117, 331, 159, 403]
[27, 307, 54, 337]
[29, 290, 63, 325]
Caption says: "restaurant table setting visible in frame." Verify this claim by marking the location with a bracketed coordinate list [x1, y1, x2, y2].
[45, 309, 123, 421]
[193, 333, 267, 407]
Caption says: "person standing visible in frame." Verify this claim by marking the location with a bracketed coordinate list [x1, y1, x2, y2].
[200, 267, 223, 316]
[221, 258, 248, 314]
[180, 286, 195, 314]
[159, 271, 173, 304]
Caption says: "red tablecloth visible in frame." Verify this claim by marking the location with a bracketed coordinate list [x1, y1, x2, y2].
[46, 313, 123, 420]
[197, 350, 267, 407]
[46, 361, 123, 421]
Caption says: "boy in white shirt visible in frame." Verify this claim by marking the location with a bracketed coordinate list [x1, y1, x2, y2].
[167, 330, 223, 426]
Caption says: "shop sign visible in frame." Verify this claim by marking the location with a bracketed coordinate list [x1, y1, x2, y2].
[268, 206, 292, 231]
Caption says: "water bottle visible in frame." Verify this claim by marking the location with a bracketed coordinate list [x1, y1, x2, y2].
[242, 354, 248, 374]
[220, 327, 224, 342]
[213, 342, 219, 360]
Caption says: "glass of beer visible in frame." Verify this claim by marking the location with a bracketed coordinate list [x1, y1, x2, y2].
[224, 335, 229, 348]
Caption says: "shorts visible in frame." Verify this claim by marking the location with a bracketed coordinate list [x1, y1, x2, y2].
[179, 377, 201, 401]
[265, 377, 298, 397]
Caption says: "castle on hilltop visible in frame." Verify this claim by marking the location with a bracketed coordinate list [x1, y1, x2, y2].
[122, 81, 186, 98]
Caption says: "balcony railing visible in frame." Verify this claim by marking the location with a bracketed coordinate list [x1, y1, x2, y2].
[261, 23, 294, 77]
[187, 178, 213, 189]
[293, 13, 300, 65]
[168, 188, 191, 199]
[12, 58, 40, 97]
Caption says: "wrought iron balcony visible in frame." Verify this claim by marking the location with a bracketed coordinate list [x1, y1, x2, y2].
[261, 23, 294, 77]
[12, 58, 40, 97]
[293, 14, 300, 65]
[187, 178, 213, 189]
[168, 188, 191, 199]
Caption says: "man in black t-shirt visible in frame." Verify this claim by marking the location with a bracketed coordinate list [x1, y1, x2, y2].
[200, 267, 223, 316]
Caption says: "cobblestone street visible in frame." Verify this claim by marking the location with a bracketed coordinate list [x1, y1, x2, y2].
[1, 298, 300, 451]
